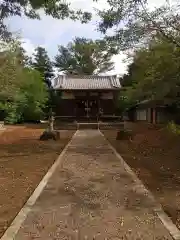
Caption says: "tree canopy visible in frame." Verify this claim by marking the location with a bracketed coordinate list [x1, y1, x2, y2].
[20, 68, 49, 122]
[32, 46, 54, 88]
[54, 37, 115, 75]
[0, 40, 48, 123]
[97, 0, 180, 50]
[0, 0, 92, 39]
[120, 35, 180, 111]
[2, 0, 180, 51]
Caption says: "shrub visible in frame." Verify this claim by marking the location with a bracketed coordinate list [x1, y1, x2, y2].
[167, 121, 180, 135]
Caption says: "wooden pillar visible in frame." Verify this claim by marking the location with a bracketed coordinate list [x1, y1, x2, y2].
[147, 108, 151, 122]
[98, 92, 101, 121]
[113, 92, 116, 115]
[152, 107, 156, 124]
[86, 91, 90, 118]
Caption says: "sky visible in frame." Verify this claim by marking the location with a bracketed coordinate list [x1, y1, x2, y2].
[5, 0, 166, 75]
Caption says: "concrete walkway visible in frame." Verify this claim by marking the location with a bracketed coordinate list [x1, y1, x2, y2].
[2, 130, 174, 239]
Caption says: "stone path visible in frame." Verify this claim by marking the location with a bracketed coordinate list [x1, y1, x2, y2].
[3, 130, 174, 239]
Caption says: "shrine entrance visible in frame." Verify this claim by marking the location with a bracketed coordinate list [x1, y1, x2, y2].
[75, 98, 99, 119]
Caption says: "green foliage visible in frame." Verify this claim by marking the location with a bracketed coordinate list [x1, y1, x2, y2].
[0, 40, 23, 101]
[167, 121, 180, 135]
[54, 37, 114, 75]
[0, 0, 92, 40]
[0, 40, 49, 124]
[97, 0, 180, 49]
[117, 62, 140, 113]
[20, 68, 49, 122]
[118, 93, 136, 114]
[4, 103, 22, 124]
[17, 46, 32, 67]
[121, 62, 139, 88]
[120, 36, 180, 109]
[32, 46, 56, 118]
[32, 46, 54, 88]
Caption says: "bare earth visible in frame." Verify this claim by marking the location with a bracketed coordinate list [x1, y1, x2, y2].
[13, 130, 172, 239]
[0, 125, 75, 238]
[102, 123, 180, 231]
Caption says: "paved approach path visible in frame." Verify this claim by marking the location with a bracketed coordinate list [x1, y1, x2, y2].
[6, 130, 173, 239]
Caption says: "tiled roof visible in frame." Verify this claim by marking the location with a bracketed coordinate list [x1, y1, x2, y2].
[53, 75, 121, 90]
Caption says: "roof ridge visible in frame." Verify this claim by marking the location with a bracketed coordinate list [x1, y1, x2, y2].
[110, 75, 121, 88]
[66, 74, 115, 78]
[53, 74, 121, 90]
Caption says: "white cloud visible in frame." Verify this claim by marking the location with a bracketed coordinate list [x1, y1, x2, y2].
[5, 0, 126, 75]
[103, 53, 128, 76]
[20, 38, 35, 56]
[148, 0, 167, 9]
[6, 8, 103, 57]
[112, 54, 128, 75]
[5, 0, 168, 76]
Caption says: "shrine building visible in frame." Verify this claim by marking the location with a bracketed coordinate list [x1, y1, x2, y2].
[53, 75, 121, 121]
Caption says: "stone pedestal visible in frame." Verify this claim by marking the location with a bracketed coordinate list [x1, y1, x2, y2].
[116, 129, 133, 140]
[0, 121, 5, 130]
[40, 130, 60, 141]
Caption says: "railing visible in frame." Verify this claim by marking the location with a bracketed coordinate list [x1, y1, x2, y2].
[54, 115, 124, 130]
[54, 115, 122, 123]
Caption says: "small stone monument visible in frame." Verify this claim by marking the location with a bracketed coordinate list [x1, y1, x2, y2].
[116, 114, 133, 141]
[40, 112, 60, 141]
[116, 128, 133, 140]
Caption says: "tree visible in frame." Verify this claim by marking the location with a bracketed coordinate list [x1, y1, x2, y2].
[20, 68, 49, 122]
[0, 40, 22, 102]
[54, 37, 115, 74]
[0, 39, 48, 123]
[121, 62, 139, 87]
[121, 36, 180, 107]
[117, 61, 141, 113]
[16, 46, 32, 66]
[32, 46, 54, 88]
[32, 46, 56, 118]
[97, 0, 180, 50]
[0, 0, 92, 39]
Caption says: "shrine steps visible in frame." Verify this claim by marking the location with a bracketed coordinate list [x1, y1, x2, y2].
[55, 121, 125, 130]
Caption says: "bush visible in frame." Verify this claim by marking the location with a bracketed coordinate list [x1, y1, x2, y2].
[167, 121, 180, 135]
[0, 69, 48, 124]
[4, 103, 22, 124]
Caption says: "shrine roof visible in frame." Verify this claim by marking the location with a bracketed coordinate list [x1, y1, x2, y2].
[53, 75, 121, 90]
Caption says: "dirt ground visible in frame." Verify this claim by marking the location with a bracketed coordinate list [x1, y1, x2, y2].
[102, 123, 180, 230]
[0, 125, 75, 238]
